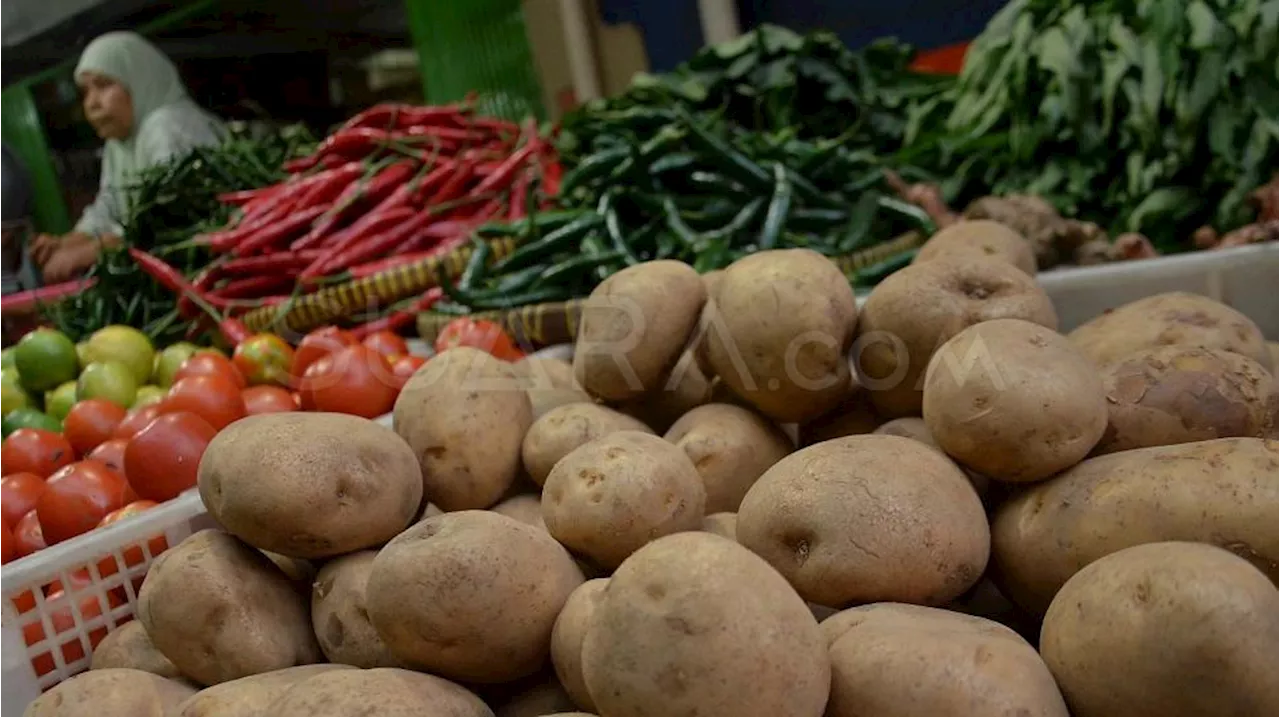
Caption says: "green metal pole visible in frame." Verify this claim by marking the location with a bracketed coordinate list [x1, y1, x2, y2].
[1, 85, 72, 234]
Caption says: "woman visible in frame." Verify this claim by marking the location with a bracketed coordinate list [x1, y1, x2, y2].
[32, 31, 226, 283]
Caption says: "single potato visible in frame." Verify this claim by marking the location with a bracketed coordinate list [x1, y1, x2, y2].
[701, 512, 738, 541]
[491, 493, 547, 531]
[582, 532, 830, 717]
[737, 434, 988, 607]
[664, 403, 792, 513]
[923, 319, 1106, 482]
[825, 603, 1068, 717]
[542, 431, 706, 569]
[311, 551, 401, 668]
[522, 403, 653, 486]
[705, 249, 856, 423]
[854, 255, 1058, 418]
[1041, 542, 1278, 717]
[138, 530, 322, 686]
[88, 620, 181, 678]
[25, 668, 196, 717]
[573, 260, 706, 401]
[199, 412, 422, 558]
[266, 667, 493, 717]
[1068, 291, 1271, 370]
[367, 511, 584, 683]
[175, 665, 353, 717]
[550, 579, 610, 712]
[992, 437, 1279, 615]
[913, 219, 1037, 275]
[395, 347, 533, 510]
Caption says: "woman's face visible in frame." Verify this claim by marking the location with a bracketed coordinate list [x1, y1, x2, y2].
[78, 71, 133, 140]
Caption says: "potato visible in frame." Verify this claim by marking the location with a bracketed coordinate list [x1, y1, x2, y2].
[796, 375, 879, 446]
[737, 434, 988, 607]
[395, 347, 533, 510]
[701, 512, 737, 540]
[138, 529, 320, 685]
[26, 668, 196, 717]
[549, 578, 608, 712]
[175, 665, 353, 717]
[367, 511, 584, 683]
[542, 431, 706, 569]
[824, 603, 1067, 717]
[1040, 542, 1278, 717]
[991, 437, 1278, 615]
[261, 551, 316, 594]
[521, 403, 652, 486]
[923, 319, 1106, 482]
[613, 350, 712, 432]
[854, 256, 1058, 418]
[518, 356, 592, 419]
[310, 551, 400, 668]
[199, 412, 422, 558]
[88, 620, 181, 678]
[873, 418, 997, 502]
[1094, 345, 1278, 454]
[573, 260, 706, 401]
[582, 532, 829, 717]
[705, 249, 856, 423]
[664, 403, 792, 513]
[913, 219, 1037, 275]
[491, 493, 547, 530]
[492, 675, 578, 717]
[1068, 291, 1271, 370]
[267, 667, 492, 717]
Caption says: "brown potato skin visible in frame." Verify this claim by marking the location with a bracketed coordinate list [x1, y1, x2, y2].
[137, 530, 322, 686]
[796, 376, 879, 446]
[923, 319, 1106, 483]
[613, 351, 712, 433]
[517, 357, 592, 419]
[873, 417, 990, 503]
[825, 603, 1067, 717]
[737, 434, 988, 607]
[198, 412, 422, 558]
[855, 256, 1058, 418]
[582, 532, 830, 717]
[89, 621, 182, 678]
[522, 403, 653, 486]
[26, 668, 196, 717]
[1095, 345, 1278, 454]
[1068, 291, 1271, 369]
[573, 260, 706, 401]
[311, 551, 401, 668]
[175, 665, 354, 717]
[706, 249, 857, 423]
[550, 578, 609, 712]
[394, 347, 533, 510]
[665, 403, 792, 513]
[992, 437, 1279, 615]
[491, 493, 547, 530]
[367, 511, 584, 683]
[701, 512, 738, 541]
[542, 431, 706, 569]
[267, 667, 493, 717]
[491, 675, 579, 717]
[914, 219, 1037, 275]
[1040, 542, 1278, 717]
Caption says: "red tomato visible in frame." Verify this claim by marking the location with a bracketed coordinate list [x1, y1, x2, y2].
[434, 318, 523, 361]
[174, 351, 247, 389]
[242, 385, 299, 415]
[13, 509, 46, 557]
[86, 438, 128, 475]
[160, 373, 247, 430]
[1, 521, 13, 564]
[291, 326, 357, 383]
[63, 399, 127, 458]
[1, 472, 47, 528]
[301, 345, 397, 418]
[112, 404, 161, 441]
[233, 333, 295, 386]
[124, 412, 216, 501]
[1, 428, 74, 479]
[35, 460, 130, 544]
[390, 354, 428, 389]
[23, 573, 122, 677]
[96, 500, 167, 579]
[362, 330, 409, 361]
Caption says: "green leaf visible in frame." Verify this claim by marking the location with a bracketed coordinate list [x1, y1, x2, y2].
[1126, 187, 1195, 232]
[1186, 1, 1225, 47]
[1099, 52, 1131, 134]
[1139, 40, 1165, 125]
[1178, 51, 1226, 125]
[758, 24, 804, 54]
[711, 32, 757, 60]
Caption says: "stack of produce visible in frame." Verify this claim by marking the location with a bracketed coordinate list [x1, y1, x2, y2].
[17, 236, 1279, 716]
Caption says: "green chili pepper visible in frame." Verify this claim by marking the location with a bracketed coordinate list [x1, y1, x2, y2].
[789, 208, 848, 231]
[877, 196, 936, 233]
[699, 198, 765, 243]
[491, 214, 603, 274]
[471, 286, 577, 310]
[853, 249, 918, 285]
[598, 193, 640, 266]
[675, 108, 772, 192]
[559, 147, 631, 197]
[532, 250, 625, 289]
[457, 237, 492, 291]
[757, 163, 793, 250]
[648, 152, 698, 174]
[837, 192, 882, 252]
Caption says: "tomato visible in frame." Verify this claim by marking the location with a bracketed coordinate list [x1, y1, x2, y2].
[86, 438, 128, 475]
[124, 411, 216, 501]
[159, 373, 247, 430]
[35, 460, 130, 544]
[96, 500, 167, 579]
[233, 333, 295, 386]
[63, 398, 127, 457]
[291, 326, 357, 382]
[301, 345, 397, 418]
[1, 520, 13, 564]
[242, 385, 298, 415]
[434, 318, 523, 361]
[13, 509, 46, 557]
[362, 330, 409, 361]
[23, 573, 122, 676]
[1, 472, 47, 528]
[112, 404, 161, 441]
[390, 354, 428, 389]
[1, 428, 74, 478]
[174, 351, 246, 389]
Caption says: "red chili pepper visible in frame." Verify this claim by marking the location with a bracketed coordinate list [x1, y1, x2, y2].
[219, 318, 253, 345]
[467, 117, 521, 136]
[292, 162, 364, 209]
[473, 141, 537, 196]
[0, 279, 96, 315]
[293, 159, 417, 250]
[400, 228, 472, 256]
[409, 162, 460, 205]
[509, 168, 531, 220]
[337, 103, 405, 132]
[302, 207, 423, 279]
[542, 158, 563, 197]
[218, 186, 280, 206]
[235, 204, 329, 256]
[349, 288, 444, 339]
[220, 251, 324, 275]
[399, 126, 492, 144]
[346, 250, 440, 279]
[177, 263, 225, 319]
[393, 105, 471, 130]
[129, 248, 225, 324]
[211, 275, 296, 299]
[425, 159, 478, 206]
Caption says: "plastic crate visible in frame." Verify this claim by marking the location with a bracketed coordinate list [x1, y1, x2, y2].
[1, 491, 214, 712]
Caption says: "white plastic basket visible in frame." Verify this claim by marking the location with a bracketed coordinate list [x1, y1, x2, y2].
[0, 490, 214, 712]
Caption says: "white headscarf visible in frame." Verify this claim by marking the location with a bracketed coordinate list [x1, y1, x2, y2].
[75, 31, 188, 132]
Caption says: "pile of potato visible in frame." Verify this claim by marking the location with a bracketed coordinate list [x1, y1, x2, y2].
[28, 222, 1279, 717]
